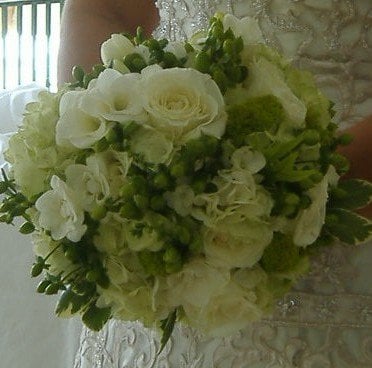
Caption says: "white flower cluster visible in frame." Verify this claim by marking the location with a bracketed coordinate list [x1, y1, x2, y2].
[3, 13, 351, 339]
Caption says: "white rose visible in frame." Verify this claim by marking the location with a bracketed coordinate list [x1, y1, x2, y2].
[101, 33, 135, 66]
[165, 258, 230, 309]
[222, 14, 264, 45]
[35, 175, 87, 242]
[65, 155, 110, 211]
[185, 281, 263, 337]
[204, 213, 273, 268]
[293, 166, 339, 247]
[140, 65, 227, 142]
[80, 69, 145, 123]
[130, 126, 174, 164]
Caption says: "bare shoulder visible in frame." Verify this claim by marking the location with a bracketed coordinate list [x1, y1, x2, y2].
[58, 0, 159, 84]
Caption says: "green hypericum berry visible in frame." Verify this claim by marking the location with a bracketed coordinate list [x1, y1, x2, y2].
[120, 201, 142, 220]
[329, 153, 350, 173]
[45, 283, 60, 295]
[90, 205, 107, 221]
[153, 172, 171, 190]
[336, 133, 353, 146]
[163, 52, 179, 68]
[170, 162, 189, 178]
[284, 193, 300, 206]
[133, 194, 150, 209]
[31, 262, 44, 277]
[86, 269, 101, 283]
[37, 280, 51, 293]
[19, 222, 35, 234]
[72, 65, 84, 82]
[120, 182, 135, 198]
[150, 195, 166, 212]
[302, 130, 320, 145]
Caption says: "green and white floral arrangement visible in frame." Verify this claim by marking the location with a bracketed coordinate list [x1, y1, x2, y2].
[1, 13, 371, 349]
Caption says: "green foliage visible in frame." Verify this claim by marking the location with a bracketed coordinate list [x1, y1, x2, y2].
[324, 208, 372, 245]
[82, 304, 112, 332]
[159, 309, 178, 354]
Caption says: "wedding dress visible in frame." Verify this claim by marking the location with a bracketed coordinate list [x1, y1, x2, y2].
[68, 0, 372, 367]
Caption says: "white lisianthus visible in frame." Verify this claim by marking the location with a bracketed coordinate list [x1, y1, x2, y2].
[35, 175, 87, 242]
[204, 213, 273, 268]
[56, 90, 108, 149]
[101, 33, 135, 66]
[165, 258, 230, 309]
[65, 155, 110, 211]
[222, 14, 264, 45]
[140, 65, 226, 142]
[80, 69, 146, 123]
[293, 166, 339, 247]
[130, 126, 174, 164]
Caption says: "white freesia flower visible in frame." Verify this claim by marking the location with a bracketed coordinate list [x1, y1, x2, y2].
[101, 33, 135, 66]
[65, 155, 110, 211]
[204, 213, 273, 268]
[293, 166, 339, 247]
[140, 65, 226, 142]
[222, 14, 264, 45]
[35, 175, 87, 242]
[244, 57, 307, 127]
[130, 126, 174, 164]
[80, 69, 145, 123]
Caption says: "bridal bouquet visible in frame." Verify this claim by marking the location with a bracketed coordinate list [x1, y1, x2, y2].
[1, 14, 371, 347]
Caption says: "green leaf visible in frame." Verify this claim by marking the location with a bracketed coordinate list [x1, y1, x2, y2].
[325, 208, 372, 245]
[158, 308, 178, 355]
[55, 286, 90, 316]
[329, 179, 372, 210]
[82, 304, 111, 332]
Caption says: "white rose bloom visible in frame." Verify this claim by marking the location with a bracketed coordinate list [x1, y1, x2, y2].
[204, 213, 273, 268]
[130, 126, 174, 164]
[185, 281, 263, 337]
[35, 175, 87, 242]
[101, 33, 135, 66]
[65, 155, 110, 211]
[222, 14, 264, 45]
[80, 69, 145, 123]
[166, 258, 230, 309]
[140, 65, 227, 142]
[293, 166, 339, 247]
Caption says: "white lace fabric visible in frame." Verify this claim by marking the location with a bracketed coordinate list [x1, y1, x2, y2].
[74, 1, 372, 367]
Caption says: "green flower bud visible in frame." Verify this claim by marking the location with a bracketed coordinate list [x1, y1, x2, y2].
[31, 262, 44, 277]
[72, 65, 84, 82]
[120, 201, 142, 220]
[124, 53, 147, 72]
[195, 52, 211, 73]
[90, 204, 107, 221]
[45, 283, 60, 295]
[105, 127, 121, 144]
[64, 247, 80, 263]
[284, 193, 300, 206]
[158, 39, 169, 49]
[92, 64, 106, 77]
[163, 52, 179, 68]
[86, 269, 101, 283]
[329, 153, 350, 173]
[177, 226, 191, 245]
[184, 42, 194, 53]
[170, 161, 189, 178]
[302, 130, 320, 145]
[189, 237, 203, 254]
[153, 172, 171, 190]
[133, 194, 149, 209]
[120, 182, 135, 199]
[83, 74, 94, 88]
[150, 195, 166, 212]
[19, 222, 35, 234]
[336, 133, 353, 146]
[37, 280, 51, 293]
[222, 39, 235, 55]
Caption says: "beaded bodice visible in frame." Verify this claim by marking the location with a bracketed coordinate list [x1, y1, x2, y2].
[73, 1, 372, 367]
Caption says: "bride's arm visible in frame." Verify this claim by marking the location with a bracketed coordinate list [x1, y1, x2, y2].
[57, 0, 159, 84]
[338, 116, 372, 218]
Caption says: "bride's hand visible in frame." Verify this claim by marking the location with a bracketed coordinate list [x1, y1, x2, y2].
[57, 0, 159, 85]
[338, 115, 372, 218]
